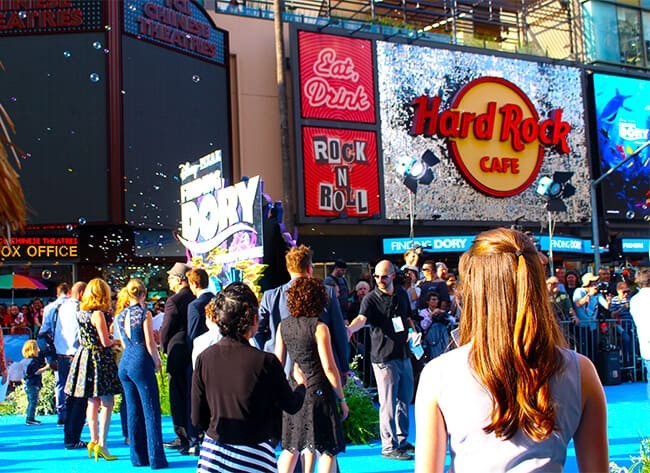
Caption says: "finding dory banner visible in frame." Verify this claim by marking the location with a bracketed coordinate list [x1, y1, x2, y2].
[592, 73, 650, 223]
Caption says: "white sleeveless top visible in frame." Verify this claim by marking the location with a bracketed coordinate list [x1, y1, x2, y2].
[417, 344, 581, 473]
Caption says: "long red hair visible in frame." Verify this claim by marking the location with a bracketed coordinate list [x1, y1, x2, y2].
[458, 227, 566, 441]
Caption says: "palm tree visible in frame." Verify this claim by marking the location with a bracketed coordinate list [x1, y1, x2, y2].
[0, 60, 27, 239]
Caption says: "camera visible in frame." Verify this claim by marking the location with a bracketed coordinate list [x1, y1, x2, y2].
[597, 281, 610, 295]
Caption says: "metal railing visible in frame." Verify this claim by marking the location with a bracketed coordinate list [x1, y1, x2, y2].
[215, 0, 585, 61]
[349, 318, 643, 395]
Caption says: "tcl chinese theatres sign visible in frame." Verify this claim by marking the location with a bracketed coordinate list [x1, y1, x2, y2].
[410, 77, 572, 197]
[298, 30, 375, 123]
[0, 0, 104, 35]
[302, 127, 380, 217]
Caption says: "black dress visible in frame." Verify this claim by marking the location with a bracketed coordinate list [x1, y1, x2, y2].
[280, 317, 345, 455]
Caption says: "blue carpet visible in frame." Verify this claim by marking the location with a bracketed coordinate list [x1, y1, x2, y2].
[0, 382, 647, 472]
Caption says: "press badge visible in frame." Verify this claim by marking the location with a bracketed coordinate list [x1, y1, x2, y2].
[392, 316, 405, 333]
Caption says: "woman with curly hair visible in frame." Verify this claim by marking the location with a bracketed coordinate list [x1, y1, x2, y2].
[415, 228, 608, 473]
[65, 277, 122, 461]
[276, 276, 348, 473]
[191, 282, 306, 473]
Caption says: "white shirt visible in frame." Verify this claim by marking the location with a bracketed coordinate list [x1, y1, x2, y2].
[54, 298, 81, 356]
[191, 328, 223, 369]
[152, 312, 164, 332]
[630, 287, 650, 360]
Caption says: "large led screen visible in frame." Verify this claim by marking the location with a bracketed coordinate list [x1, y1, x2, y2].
[0, 33, 109, 225]
[592, 73, 650, 222]
[122, 35, 231, 231]
[377, 43, 591, 224]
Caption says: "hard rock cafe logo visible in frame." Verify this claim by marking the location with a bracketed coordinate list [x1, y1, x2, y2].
[409, 77, 572, 197]
[303, 48, 371, 111]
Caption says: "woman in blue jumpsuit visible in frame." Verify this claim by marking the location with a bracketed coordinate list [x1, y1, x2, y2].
[115, 279, 168, 469]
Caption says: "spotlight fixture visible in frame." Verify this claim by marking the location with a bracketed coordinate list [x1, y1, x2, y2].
[401, 150, 440, 193]
[535, 171, 575, 212]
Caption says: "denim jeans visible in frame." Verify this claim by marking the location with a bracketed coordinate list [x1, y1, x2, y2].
[25, 384, 40, 420]
[372, 357, 414, 453]
[55, 355, 71, 422]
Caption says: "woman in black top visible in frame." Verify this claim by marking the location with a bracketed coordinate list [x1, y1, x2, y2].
[191, 282, 306, 473]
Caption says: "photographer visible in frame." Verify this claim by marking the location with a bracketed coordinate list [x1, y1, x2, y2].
[573, 273, 611, 360]
[419, 292, 453, 361]
[400, 266, 421, 319]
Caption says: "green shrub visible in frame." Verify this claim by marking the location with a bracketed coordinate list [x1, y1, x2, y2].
[1, 367, 57, 416]
[342, 359, 379, 445]
[611, 438, 650, 473]
[157, 352, 170, 416]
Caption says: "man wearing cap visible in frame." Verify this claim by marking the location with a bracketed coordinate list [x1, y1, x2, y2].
[416, 260, 450, 310]
[573, 272, 610, 360]
[160, 262, 196, 455]
[324, 259, 350, 319]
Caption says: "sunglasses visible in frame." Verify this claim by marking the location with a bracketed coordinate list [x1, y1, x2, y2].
[373, 273, 393, 280]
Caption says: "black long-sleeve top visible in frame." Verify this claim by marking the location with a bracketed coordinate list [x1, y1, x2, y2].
[191, 336, 305, 446]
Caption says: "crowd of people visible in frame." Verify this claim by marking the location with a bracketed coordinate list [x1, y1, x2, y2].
[0, 227, 648, 472]
[0, 299, 45, 336]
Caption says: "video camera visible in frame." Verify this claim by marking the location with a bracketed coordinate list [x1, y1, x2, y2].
[597, 281, 610, 296]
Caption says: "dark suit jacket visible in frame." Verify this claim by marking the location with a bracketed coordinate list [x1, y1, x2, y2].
[255, 279, 349, 375]
[187, 291, 214, 350]
[160, 286, 195, 375]
[191, 337, 305, 445]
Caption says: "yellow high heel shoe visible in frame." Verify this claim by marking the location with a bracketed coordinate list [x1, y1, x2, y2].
[94, 444, 118, 462]
[87, 441, 96, 459]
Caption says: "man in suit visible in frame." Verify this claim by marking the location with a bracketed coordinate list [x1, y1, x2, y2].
[185, 267, 214, 455]
[186, 268, 213, 350]
[160, 262, 196, 455]
[255, 244, 349, 383]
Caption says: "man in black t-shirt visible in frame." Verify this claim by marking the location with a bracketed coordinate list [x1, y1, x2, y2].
[347, 260, 416, 461]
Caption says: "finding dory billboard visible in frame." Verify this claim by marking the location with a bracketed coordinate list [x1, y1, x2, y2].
[592, 73, 650, 223]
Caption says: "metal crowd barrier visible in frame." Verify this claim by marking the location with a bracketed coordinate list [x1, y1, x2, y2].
[349, 319, 643, 393]
[559, 318, 641, 384]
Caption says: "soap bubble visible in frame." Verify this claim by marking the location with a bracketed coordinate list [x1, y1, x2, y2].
[89, 73, 100, 83]
[18, 11, 27, 19]
[192, 75, 200, 83]
[41, 270, 52, 280]
[92, 41, 102, 50]
[625, 210, 635, 220]
[78, 217, 87, 225]
[63, 50, 71, 58]
[66, 224, 74, 231]
[10, 96, 17, 102]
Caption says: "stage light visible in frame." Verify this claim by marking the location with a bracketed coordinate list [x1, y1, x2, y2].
[400, 150, 440, 194]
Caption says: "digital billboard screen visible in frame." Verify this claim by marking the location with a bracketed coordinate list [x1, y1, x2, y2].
[121, 34, 231, 231]
[592, 73, 650, 222]
[0, 32, 109, 225]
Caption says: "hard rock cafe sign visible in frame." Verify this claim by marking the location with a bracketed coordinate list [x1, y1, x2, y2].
[409, 77, 572, 197]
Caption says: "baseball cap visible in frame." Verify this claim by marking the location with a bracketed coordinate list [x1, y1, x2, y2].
[334, 259, 347, 269]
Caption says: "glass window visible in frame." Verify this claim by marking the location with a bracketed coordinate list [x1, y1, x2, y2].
[617, 6, 642, 65]
[644, 11, 650, 64]
[583, 1, 620, 63]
